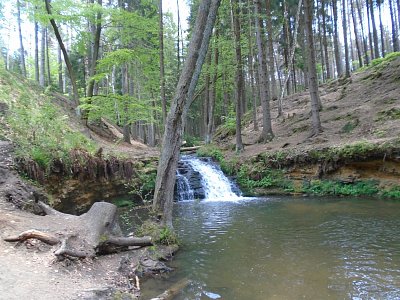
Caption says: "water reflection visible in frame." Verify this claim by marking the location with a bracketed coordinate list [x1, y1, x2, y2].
[140, 197, 400, 299]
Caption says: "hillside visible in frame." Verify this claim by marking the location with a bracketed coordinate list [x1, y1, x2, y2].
[208, 55, 400, 197]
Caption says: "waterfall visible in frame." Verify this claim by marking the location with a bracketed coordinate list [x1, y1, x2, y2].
[175, 172, 194, 201]
[176, 156, 241, 202]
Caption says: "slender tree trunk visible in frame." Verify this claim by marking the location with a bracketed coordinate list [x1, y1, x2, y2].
[159, 0, 167, 124]
[16, 0, 26, 77]
[58, 44, 63, 91]
[203, 51, 211, 140]
[40, 27, 46, 87]
[46, 29, 51, 86]
[266, 0, 277, 100]
[176, 0, 181, 73]
[45, 0, 79, 107]
[321, 0, 331, 79]
[304, 0, 323, 136]
[278, 0, 302, 116]
[332, 0, 343, 77]
[377, 1, 385, 57]
[389, 0, 399, 52]
[356, 0, 369, 65]
[370, 0, 380, 58]
[34, 21, 39, 82]
[231, 0, 244, 151]
[153, 0, 220, 228]
[351, 0, 363, 68]
[254, 0, 274, 142]
[206, 25, 219, 144]
[366, 0, 375, 59]
[342, 0, 350, 77]
[248, 0, 258, 131]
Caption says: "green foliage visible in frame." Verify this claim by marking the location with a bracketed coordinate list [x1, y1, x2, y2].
[183, 134, 201, 147]
[128, 169, 157, 203]
[197, 145, 224, 162]
[236, 164, 292, 192]
[375, 108, 400, 121]
[0, 69, 95, 170]
[111, 197, 135, 208]
[381, 186, 400, 199]
[370, 52, 400, 67]
[302, 180, 379, 196]
[340, 119, 359, 134]
[137, 221, 179, 246]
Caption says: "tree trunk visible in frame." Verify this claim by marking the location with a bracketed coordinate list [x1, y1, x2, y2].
[377, 1, 385, 57]
[304, 0, 323, 136]
[34, 21, 39, 82]
[231, 0, 244, 152]
[351, 0, 363, 68]
[254, 0, 274, 142]
[247, 0, 259, 131]
[4, 202, 152, 259]
[46, 29, 52, 86]
[266, 0, 277, 101]
[159, 0, 167, 124]
[17, 0, 26, 77]
[153, 0, 220, 228]
[45, 0, 79, 108]
[389, 0, 399, 52]
[40, 27, 46, 87]
[206, 25, 219, 144]
[84, 0, 103, 124]
[356, 0, 369, 65]
[342, 0, 350, 78]
[366, 0, 375, 59]
[278, 0, 302, 116]
[58, 44, 63, 91]
[203, 51, 211, 142]
[369, 0, 380, 58]
[332, 0, 342, 77]
[321, 0, 331, 79]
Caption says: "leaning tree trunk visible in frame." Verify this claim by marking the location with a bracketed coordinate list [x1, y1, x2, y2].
[153, 0, 221, 228]
[304, 0, 323, 136]
[4, 202, 152, 258]
[45, 0, 79, 108]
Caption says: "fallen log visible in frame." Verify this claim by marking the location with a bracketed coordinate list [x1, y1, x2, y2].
[3, 201, 153, 259]
[180, 146, 201, 153]
[150, 278, 191, 300]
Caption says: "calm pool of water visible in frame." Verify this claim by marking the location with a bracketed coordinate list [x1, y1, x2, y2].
[139, 197, 400, 299]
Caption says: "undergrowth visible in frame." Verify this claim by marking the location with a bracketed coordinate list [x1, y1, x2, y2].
[0, 68, 95, 171]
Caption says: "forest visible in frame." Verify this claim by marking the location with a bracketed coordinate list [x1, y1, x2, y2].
[1, 0, 400, 298]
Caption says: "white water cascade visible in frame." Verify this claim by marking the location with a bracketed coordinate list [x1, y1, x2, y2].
[183, 156, 241, 201]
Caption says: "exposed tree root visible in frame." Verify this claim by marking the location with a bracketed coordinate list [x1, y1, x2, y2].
[3, 201, 153, 259]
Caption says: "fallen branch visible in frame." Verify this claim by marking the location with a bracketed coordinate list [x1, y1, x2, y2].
[150, 278, 191, 300]
[180, 146, 201, 152]
[3, 230, 59, 245]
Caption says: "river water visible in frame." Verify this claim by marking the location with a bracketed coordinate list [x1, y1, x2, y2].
[140, 196, 400, 299]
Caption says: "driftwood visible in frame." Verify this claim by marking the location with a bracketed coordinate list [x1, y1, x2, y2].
[150, 278, 191, 300]
[3, 201, 152, 259]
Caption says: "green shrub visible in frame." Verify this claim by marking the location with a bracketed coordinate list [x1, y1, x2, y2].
[137, 221, 179, 245]
[197, 145, 224, 162]
[303, 180, 379, 196]
[381, 186, 400, 199]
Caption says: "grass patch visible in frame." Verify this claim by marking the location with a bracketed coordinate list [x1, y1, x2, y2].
[303, 180, 379, 196]
[0, 68, 96, 171]
[340, 118, 359, 133]
[137, 220, 179, 245]
[375, 108, 400, 121]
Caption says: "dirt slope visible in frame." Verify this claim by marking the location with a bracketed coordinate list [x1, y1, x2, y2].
[219, 57, 400, 159]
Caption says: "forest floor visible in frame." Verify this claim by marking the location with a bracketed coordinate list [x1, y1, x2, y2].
[218, 56, 400, 160]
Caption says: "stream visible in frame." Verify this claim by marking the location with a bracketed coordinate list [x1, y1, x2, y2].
[129, 156, 400, 299]
[140, 197, 400, 299]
